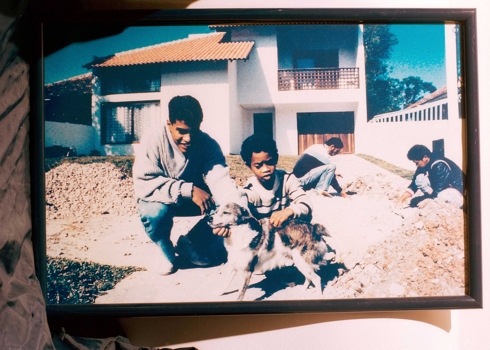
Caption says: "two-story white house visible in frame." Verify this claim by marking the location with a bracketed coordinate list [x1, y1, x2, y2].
[79, 24, 367, 157]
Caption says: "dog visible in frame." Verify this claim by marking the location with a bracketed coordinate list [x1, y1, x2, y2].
[207, 202, 333, 301]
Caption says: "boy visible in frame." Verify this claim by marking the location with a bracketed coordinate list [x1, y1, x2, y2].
[133, 95, 244, 274]
[395, 144, 464, 208]
[292, 137, 348, 198]
[239, 133, 312, 227]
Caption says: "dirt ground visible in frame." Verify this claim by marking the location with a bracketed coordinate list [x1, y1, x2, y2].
[45, 154, 466, 303]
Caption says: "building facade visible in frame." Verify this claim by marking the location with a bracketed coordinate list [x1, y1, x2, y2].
[47, 24, 367, 157]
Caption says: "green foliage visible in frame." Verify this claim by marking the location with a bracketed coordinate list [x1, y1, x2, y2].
[364, 25, 399, 120]
[395, 76, 437, 109]
[364, 25, 398, 79]
[364, 25, 437, 119]
[47, 257, 143, 304]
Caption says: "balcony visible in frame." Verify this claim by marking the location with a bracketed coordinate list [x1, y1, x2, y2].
[278, 67, 359, 91]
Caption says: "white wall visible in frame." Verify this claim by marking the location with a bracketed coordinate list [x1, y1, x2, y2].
[359, 105, 465, 170]
[120, 1, 490, 349]
[237, 32, 277, 107]
[44, 121, 96, 156]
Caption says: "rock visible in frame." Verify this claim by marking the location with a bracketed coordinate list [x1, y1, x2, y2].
[389, 283, 406, 296]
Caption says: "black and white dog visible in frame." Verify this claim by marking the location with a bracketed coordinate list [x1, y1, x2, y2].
[207, 202, 333, 301]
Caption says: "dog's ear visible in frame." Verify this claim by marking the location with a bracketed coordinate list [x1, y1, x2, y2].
[233, 205, 252, 224]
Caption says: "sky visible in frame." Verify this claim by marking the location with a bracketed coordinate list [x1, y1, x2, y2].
[386, 24, 446, 90]
[44, 26, 213, 84]
[44, 24, 448, 89]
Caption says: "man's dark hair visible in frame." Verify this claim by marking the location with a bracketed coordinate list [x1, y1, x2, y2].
[325, 137, 344, 149]
[407, 144, 432, 161]
[168, 95, 203, 126]
[240, 133, 279, 167]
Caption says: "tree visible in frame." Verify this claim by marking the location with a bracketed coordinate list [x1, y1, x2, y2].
[363, 25, 437, 119]
[395, 76, 437, 109]
[363, 25, 398, 120]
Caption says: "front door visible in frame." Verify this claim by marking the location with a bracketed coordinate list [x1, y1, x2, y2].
[253, 113, 274, 138]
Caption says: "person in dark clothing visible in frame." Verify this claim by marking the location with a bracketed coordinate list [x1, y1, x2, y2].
[395, 144, 464, 208]
[292, 137, 349, 198]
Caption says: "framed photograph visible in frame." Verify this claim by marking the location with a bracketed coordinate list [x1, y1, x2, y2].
[31, 8, 481, 316]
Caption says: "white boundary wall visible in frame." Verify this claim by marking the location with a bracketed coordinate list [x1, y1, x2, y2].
[45, 121, 97, 156]
[360, 99, 466, 171]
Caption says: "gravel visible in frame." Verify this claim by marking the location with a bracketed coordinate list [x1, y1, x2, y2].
[45, 159, 466, 301]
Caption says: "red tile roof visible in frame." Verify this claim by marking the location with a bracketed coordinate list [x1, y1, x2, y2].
[406, 86, 448, 109]
[92, 32, 254, 67]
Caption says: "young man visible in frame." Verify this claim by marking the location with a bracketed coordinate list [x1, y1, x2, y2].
[133, 95, 243, 275]
[238, 133, 312, 227]
[292, 137, 349, 198]
[395, 144, 464, 208]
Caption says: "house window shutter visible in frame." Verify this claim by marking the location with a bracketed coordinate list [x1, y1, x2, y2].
[102, 101, 160, 144]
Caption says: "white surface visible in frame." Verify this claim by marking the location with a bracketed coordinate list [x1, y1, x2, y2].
[120, 1, 490, 349]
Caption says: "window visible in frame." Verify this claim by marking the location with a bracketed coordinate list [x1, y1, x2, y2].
[293, 49, 339, 69]
[99, 66, 161, 95]
[102, 101, 160, 144]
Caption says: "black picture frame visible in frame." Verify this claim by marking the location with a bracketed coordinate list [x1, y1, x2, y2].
[29, 7, 482, 317]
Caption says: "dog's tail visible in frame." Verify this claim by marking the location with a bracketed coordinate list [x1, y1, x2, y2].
[311, 224, 335, 266]
[311, 223, 330, 240]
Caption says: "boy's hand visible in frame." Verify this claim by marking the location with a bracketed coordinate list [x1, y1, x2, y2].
[270, 208, 294, 228]
[394, 191, 412, 209]
[212, 227, 231, 237]
[192, 186, 215, 214]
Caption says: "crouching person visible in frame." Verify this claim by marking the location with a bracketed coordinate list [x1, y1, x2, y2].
[292, 138, 349, 198]
[133, 95, 244, 275]
[395, 144, 465, 209]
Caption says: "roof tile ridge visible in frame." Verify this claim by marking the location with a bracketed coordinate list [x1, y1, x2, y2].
[113, 32, 224, 57]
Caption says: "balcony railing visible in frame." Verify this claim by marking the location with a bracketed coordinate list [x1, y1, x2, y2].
[278, 67, 359, 91]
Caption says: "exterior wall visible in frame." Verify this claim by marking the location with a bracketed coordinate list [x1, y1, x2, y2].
[362, 111, 464, 170]
[45, 121, 97, 156]
[227, 60, 247, 154]
[236, 28, 277, 108]
[274, 105, 301, 155]
[351, 24, 369, 154]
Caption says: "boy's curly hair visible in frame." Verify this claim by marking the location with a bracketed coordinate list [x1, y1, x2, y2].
[240, 133, 279, 167]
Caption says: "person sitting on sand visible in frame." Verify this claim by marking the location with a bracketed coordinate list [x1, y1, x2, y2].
[292, 137, 349, 198]
[395, 144, 464, 209]
[133, 95, 244, 275]
[238, 133, 312, 228]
